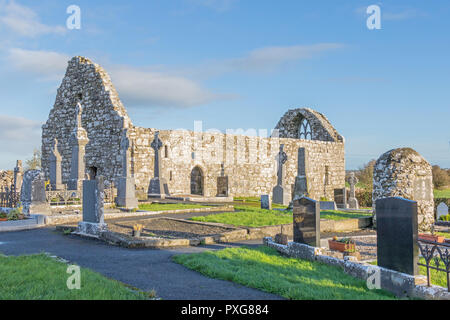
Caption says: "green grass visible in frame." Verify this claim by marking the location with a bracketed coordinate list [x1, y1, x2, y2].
[0, 253, 152, 300]
[320, 210, 372, 221]
[138, 203, 211, 211]
[191, 206, 293, 227]
[173, 246, 396, 300]
[434, 188, 450, 199]
[190, 206, 372, 227]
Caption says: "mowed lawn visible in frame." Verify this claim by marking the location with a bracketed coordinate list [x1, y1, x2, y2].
[173, 246, 396, 300]
[0, 253, 152, 300]
[434, 188, 450, 198]
[190, 206, 371, 227]
[138, 203, 211, 211]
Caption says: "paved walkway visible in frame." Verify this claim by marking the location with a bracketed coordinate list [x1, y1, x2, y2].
[0, 227, 283, 300]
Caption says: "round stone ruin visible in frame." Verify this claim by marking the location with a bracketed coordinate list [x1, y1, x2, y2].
[373, 147, 434, 232]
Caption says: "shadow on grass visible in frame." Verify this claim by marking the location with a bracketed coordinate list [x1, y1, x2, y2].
[173, 246, 396, 300]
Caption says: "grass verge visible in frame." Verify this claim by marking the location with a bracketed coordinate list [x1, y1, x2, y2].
[190, 206, 372, 227]
[434, 189, 450, 198]
[0, 253, 152, 300]
[173, 246, 396, 300]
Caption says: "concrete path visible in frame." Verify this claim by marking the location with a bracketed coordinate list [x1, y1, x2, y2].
[0, 227, 283, 300]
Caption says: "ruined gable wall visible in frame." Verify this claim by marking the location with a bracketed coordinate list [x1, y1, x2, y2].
[41, 57, 132, 186]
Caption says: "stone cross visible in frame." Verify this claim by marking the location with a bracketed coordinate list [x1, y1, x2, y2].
[149, 131, 170, 196]
[151, 131, 163, 179]
[120, 129, 131, 178]
[347, 172, 359, 209]
[276, 144, 288, 186]
[13, 160, 23, 194]
[68, 103, 89, 190]
[348, 172, 358, 198]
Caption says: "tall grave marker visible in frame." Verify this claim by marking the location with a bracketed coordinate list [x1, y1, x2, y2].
[148, 131, 170, 198]
[115, 129, 138, 209]
[293, 197, 320, 247]
[376, 197, 419, 275]
[272, 144, 289, 206]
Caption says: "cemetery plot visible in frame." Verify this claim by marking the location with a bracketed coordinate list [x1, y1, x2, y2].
[107, 217, 235, 240]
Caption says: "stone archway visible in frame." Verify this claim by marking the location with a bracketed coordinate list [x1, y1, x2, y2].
[190, 166, 204, 196]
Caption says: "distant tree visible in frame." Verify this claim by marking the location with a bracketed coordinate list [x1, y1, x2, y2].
[25, 148, 42, 171]
[355, 159, 376, 189]
[432, 165, 449, 189]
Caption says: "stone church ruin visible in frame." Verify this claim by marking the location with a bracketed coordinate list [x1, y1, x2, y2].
[41, 56, 346, 201]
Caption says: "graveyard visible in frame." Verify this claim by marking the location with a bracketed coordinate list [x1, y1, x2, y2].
[1, 58, 450, 299]
[1, 2, 450, 307]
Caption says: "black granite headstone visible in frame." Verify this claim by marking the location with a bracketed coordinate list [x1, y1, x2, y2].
[334, 188, 347, 209]
[293, 197, 320, 247]
[376, 197, 419, 275]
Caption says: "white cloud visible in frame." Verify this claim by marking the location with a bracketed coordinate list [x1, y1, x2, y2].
[109, 66, 223, 108]
[194, 43, 343, 76]
[5, 48, 223, 108]
[0, 115, 42, 169]
[0, 0, 66, 37]
[229, 43, 343, 72]
[7, 48, 69, 79]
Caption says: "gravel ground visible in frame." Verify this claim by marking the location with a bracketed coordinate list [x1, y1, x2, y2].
[109, 218, 233, 239]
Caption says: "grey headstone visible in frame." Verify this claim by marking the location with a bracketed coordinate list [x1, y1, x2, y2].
[293, 197, 320, 247]
[320, 201, 337, 211]
[261, 195, 272, 210]
[49, 138, 63, 190]
[292, 148, 308, 200]
[82, 176, 105, 224]
[334, 188, 348, 209]
[376, 197, 419, 276]
[115, 177, 138, 209]
[437, 202, 448, 220]
[217, 176, 229, 197]
[20, 170, 51, 215]
[347, 172, 359, 209]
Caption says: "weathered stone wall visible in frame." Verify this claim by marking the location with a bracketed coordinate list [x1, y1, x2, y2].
[0, 170, 13, 190]
[128, 129, 345, 199]
[373, 148, 434, 232]
[42, 57, 131, 187]
[41, 56, 346, 201]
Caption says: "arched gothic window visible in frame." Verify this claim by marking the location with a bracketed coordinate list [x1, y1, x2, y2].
[298, 118, 312, 140]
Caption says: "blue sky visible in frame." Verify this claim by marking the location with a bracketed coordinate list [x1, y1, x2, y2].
[0, 0, 449, 170]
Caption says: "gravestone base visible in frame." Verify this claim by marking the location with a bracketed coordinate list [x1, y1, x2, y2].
[77, 221, 108, 237]
[348, 197, 359, 210]
[115, 177, 138, 209]
[27, 202, 51, 215]
[149, 177, 170, 197]
[273, 185, 290, 206]
[320, 201, 337, 211]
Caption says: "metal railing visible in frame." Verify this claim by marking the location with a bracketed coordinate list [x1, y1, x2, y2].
[418, 238, 450, 292]
[0, 191, 20, 208]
